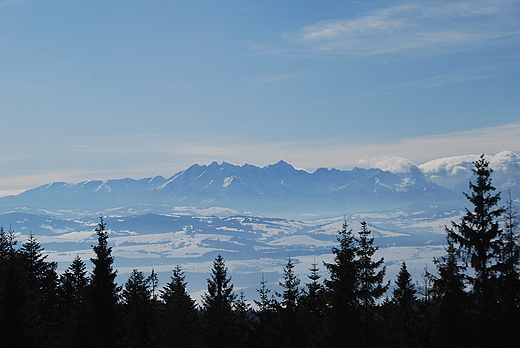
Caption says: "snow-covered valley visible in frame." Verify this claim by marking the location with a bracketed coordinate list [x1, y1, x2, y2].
[0, 204, 462, 303]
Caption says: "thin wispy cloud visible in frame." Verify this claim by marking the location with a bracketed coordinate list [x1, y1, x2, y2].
[287, 0, 520, 57]
[389, 72, 497, 90]
[0, 154, 32, 163]
[255, 73, 309, 84]
[387, 54, 520, 90]
[0, 0, 25, 8]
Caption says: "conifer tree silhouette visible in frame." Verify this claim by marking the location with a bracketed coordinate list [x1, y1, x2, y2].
[446, 155, 504, 344]
[202, 254, 236, 348]
[90, 217, 120, 348]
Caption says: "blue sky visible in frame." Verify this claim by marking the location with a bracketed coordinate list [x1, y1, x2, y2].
[1, 0, 519, 192]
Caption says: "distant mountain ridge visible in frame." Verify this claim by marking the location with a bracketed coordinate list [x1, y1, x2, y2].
[0, 160, 460, 218]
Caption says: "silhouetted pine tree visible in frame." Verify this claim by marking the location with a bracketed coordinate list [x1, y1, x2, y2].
[90, 217, 121, 348]
[159, 265, 198, 348]
[0, 227, 8, 335]
[413, 265, 435, 348]
[277, 257, 300, 311]
[255, 273, 275, 315]
[446, 154, 504, 344]
[58, 255, 92, 348]
[0, 227, 35, 347]
[299, 261, 325, 348]
[391, 261, 417, 348]
[234, 290, 254, 347]
[19, 233, 60, 347]
[201, 254, 237, 348]
[251, 274, 277, 348]
[323, 220, 360, 347]
[275, 256, 303, 347]
[356, 221, 388, 347]
[121, 269, 156, 348]
[495, 192, 520, 346]
[60, 256, 89, 302]
[431, 241, 471, 348]
[149, 268, 159, 306]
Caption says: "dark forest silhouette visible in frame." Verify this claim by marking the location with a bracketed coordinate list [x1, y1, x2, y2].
[0, 155, 518, 348]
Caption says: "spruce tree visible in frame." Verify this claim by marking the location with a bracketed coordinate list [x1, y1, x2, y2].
[275, 256, 303, 347]
[356, 221, 388, 346]
[122, 269, 155, 348]
[323, 220, 360, 347]
[300, 261, 325, 348]
[255, 273, 275, 315]
[148, 268, 159, 306]
[252, 274, 277, 348]
[234, 290, 253, 347]
[20, 232, 59, 347]
[59, 255, 91, 348]
[277, 256, 300, 312]
[201, 254, 237, 348]
[499, 192, 520, 277]
[300, 261, 324, 316]
[0, 227, 13, 338]
[392, 261, 417, 348]
[0, 227, 34, 346]
[414, 265, 435, 347]
[393, 262, 416, 322]
[89, 217, 120, 348]
[60, 256, 89, 299]
[431, 241, 470, 348]
[445, 154, 504, 342]
[496, 192, 520, 346]
[159, 265, 198, 348]
[122, 269, 151, 306]
[20, 233, 57, 290]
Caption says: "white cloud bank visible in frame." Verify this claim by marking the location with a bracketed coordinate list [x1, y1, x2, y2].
[358, 156, 425, 179]
[0, 0, 25, 8]
[358, 151, 520, 191]
[420, 150, 520, 190]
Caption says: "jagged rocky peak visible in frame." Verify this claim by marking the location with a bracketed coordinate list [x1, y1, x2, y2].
[264, 160, 298, 173]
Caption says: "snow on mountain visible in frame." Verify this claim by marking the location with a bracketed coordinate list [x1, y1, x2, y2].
[0, 160, 459, 219]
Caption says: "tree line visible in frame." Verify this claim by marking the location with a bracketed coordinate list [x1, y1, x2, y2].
[0, 155, 518, 348]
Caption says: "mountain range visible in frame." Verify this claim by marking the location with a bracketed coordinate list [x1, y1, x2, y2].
[0, 161, 456, 219]
[1, 151, 519, 219]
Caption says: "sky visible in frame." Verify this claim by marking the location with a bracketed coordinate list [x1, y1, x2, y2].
[1, 0, 519, 193]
